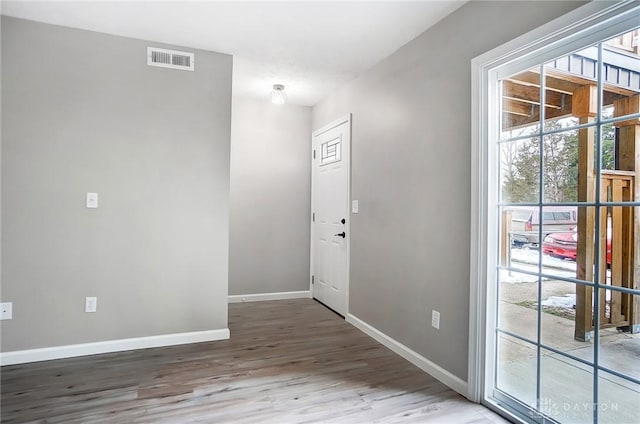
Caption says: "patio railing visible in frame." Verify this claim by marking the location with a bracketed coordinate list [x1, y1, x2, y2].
[575, 170, 635, 339]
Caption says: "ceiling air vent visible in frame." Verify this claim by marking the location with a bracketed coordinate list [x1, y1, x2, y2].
[147, 47, 194, 71]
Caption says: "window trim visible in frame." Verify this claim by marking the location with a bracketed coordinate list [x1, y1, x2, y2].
[468, 0, 640, 418]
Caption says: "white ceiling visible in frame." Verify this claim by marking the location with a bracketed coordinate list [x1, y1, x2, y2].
[1, 1, 466, 106]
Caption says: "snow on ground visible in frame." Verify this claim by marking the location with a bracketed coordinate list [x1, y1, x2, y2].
[541, 293, 576, 308]
[506, 250, 613, 313]
[499, 269, 540, 283]
[511, 249, 577, 272]
[540, 292, 611, 313]
[501, 249, 577, 283]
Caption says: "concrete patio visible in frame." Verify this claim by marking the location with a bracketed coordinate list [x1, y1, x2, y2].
[497, 279, 639, 423]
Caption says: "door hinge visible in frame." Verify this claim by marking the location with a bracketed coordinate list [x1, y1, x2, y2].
[313, 150, 316, 159]
[312, 212, 315, 222]
[312, 275, 315, 285]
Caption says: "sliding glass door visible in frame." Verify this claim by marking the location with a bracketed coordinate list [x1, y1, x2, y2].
[488, 16, 640, 424]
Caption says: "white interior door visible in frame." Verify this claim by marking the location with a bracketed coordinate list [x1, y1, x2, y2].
[311, 115, 350, 316]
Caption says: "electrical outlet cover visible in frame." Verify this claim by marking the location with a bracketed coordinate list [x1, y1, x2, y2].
[431, 310, 440, 329]
[1, 302, 13, 320]
[85, 297, 97, 313]
[86, 192, 98, 209]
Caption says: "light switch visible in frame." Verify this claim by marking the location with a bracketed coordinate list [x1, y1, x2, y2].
[86, 192, 98, 209]
[351, 200, 359, 214]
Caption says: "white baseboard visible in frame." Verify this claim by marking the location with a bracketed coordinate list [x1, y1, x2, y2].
[346, 313, 468, 397]
[228, 290, 311, 303]
[0, 328, 230, 366]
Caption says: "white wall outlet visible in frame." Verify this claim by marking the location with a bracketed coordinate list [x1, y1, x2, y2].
[351, 200, 359, 214]
[85, 297, 97, 313]
[1, 302, 13, 320]
[86, 192, 98, 209]
[431, 310, 440, 330]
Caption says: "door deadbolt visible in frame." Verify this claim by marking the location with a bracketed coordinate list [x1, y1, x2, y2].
[334, 232, 346, 238]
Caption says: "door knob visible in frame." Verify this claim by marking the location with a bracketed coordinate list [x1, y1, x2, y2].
[334, 232, 346, 238]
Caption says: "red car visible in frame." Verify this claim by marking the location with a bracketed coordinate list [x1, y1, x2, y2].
[542, 227, 612, 264]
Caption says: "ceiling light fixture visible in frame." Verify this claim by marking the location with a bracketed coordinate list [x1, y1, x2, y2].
[271, 84, 287, 105]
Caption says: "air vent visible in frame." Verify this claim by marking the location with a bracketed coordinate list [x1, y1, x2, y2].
[147, 47, 194, 71]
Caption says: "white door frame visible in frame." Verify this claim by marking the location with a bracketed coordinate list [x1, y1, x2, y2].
[468, 0, 639, 413]
[310, 114, 352, 316]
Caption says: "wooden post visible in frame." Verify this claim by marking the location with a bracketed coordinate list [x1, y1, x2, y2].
[574, 85, 597, 341]
[614, 95, 640, 333]
[501, 210, 512, 272]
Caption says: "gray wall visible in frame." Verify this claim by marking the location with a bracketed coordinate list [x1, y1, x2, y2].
[312, 1, 585, 381]
[1, 17, 232, 351]
[229, 97, 311, 295]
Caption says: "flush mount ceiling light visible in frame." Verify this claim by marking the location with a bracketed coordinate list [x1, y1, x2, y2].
[271, 84, 287, 105]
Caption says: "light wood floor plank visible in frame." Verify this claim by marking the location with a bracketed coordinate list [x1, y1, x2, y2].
[1, 299, 509, 423]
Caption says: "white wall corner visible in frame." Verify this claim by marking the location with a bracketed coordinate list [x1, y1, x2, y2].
[346, 313, 468, 398]
[228, 290, 311, 303]
[0, 328, 230, 366]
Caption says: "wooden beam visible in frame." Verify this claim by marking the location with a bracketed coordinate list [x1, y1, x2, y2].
[615, 94, 640, 333]
[614, 96, 640, 127]
[503, 80, 567, 109]
[509, 69, 639, 98]
[575, 118, 597, 341]
[574, 85, 597, 341]
[502, 96, 573, 130]
[611, 181, 627, 324]
[503, 99, 535, 117]
[604, 91, 628, 108]
[572, 85, 598, 118]
[618, 125, 640, 171]
[501, 210, 512, 268]
[508, 69, 631, 111]
[507, 71, 578, 95]
[546, 68, 639, 97]
[622, 182, 635, 328]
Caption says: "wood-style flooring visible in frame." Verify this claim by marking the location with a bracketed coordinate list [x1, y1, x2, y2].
[1, 299, 509, 423]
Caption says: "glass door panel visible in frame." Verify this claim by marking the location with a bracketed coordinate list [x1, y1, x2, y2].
[492, 24, 640, 423]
